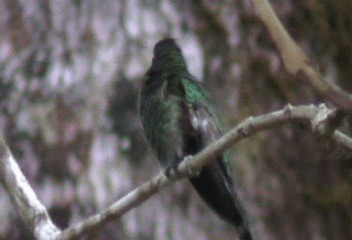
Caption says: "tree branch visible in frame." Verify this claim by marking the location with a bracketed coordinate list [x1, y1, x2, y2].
[58, 104, 352, 239]
[252, 0, 352, 115]
[0, 136, 60, 240]
[59, 173, 169, 239]
[1, 105, 351, 239]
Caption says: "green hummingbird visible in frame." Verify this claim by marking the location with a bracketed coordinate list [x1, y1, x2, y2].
[139, 38, 253, 240]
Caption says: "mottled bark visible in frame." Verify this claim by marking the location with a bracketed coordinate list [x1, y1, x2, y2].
[0, 0, 351, 239]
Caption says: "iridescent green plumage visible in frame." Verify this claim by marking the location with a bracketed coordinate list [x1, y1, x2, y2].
[140, 39, 253, 240]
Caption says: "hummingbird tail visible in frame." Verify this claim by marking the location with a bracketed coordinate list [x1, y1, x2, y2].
[189, 162, 254, 240]
[237, 225, 254, 240]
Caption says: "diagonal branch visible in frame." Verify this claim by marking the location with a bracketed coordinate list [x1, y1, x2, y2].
[58, 104, 352, 239]
[1, 104, 351, 240]
[59, 173, 170, 239]
[0, 136, 60, 240]
[252, 0, 352, 115]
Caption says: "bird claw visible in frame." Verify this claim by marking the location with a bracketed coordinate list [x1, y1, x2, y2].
[164, 155, 199, 179]
[165, 162, 180, 179]
[183, 155, 200, 177]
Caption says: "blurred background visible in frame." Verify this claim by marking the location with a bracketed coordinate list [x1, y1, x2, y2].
[0, 0, 352, 239]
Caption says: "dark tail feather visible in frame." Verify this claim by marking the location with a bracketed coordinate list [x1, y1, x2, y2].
[239, 229, 254, 240]
[189, 163, 253, 240]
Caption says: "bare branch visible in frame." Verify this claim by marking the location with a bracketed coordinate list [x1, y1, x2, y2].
[58, 104, 352, 239]
[311, 105, 346, 136]
[59, 174, 170, 239]
[0, 136, 60, 240]
[180, 104, 351, 173]
[1, 105, 351, 239]
[252, 0, 352, 115]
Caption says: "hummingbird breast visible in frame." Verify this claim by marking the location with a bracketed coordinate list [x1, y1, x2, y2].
[140, 76, 186, 168]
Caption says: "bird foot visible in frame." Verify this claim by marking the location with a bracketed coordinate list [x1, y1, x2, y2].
[165, 162, 181, 179]
[165, 155, 198, 179]
[182, 155, 201, 178]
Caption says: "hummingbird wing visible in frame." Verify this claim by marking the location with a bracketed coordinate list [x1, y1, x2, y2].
[176, 76, 253, 240]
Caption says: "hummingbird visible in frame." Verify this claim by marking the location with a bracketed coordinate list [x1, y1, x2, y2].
[139, 38, 253, 240]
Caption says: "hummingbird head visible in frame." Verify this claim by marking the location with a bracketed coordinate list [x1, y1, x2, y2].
[150, 38, 187, 72]
[153, 38, 181, 58]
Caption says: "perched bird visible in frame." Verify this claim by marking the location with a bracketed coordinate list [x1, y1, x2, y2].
[139, 38, 253, 240]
